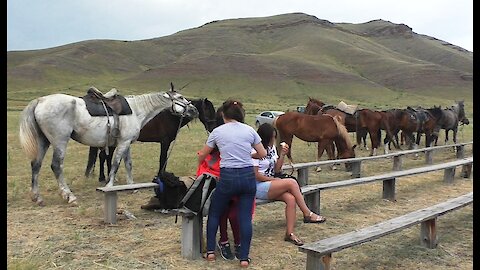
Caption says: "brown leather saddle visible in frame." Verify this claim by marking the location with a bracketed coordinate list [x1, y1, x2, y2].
[81, 87, 133, 139]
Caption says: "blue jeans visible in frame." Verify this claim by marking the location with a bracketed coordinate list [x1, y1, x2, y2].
[206, 166, 256, 261]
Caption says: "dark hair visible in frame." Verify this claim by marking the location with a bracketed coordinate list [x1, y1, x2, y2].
[257, 123, 277, 149]
[222, 99, 245, 123]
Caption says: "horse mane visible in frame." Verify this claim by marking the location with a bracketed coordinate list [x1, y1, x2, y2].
[127, 92, 170, 114]
[332, 115, 353, 149]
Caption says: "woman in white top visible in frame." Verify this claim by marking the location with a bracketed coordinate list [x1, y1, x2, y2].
[252, 123, 326, 246]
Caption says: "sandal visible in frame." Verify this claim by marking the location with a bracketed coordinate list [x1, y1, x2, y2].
[240, 258, 251, 268]
[205, 251, 216, 262]
[303, 212, 326, 223]
[284, 232, 304, 246]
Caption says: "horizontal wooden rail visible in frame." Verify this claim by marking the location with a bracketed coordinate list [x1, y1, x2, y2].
[281, 141, 472, 186]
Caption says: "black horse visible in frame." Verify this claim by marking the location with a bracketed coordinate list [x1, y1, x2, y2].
[434, 100, 470, 146]
[85, 98, 217, 182]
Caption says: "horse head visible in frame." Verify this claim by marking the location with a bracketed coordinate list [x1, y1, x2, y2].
[191, 98, 217, 133]
[164, 88, 199, 119]
[454, 100, 470, 125]
[305, 97, 324, 115]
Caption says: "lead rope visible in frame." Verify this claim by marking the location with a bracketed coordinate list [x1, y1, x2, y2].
[160, 113, 185, 173]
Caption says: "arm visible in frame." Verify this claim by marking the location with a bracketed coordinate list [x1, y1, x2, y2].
[253, 142, 267, 159]
[197, 144, 214, 165]
[254, 166, 280, 182]
[274, 143, 289, 174]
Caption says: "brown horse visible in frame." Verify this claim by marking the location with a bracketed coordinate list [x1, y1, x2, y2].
[356, 109, 399, 156]
[393, 107, 438, 149]
[305, 97, 368, 150]
[273, 111, 356, 172]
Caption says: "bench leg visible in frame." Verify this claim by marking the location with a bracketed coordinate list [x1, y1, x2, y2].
[297, 168, 309, 187]
[425, 150, 433, 165]
[382, 178, 396, 201]
[443, 167, 456, 184]
[420, 218, 438, 248]
[350, 161, 361, 178]
[181, 215, 202, 260]
[305, 192, 320, 215]
[393, 155, 403, 171]
[104, 192, 118, 224]
[306, 252, 331, 270]
[461, 164, 472, 179]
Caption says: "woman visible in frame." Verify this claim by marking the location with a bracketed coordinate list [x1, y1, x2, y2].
[252, 123, 326, 246]
[197, 99, 267, 268]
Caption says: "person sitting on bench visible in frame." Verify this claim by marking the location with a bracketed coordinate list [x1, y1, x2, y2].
[252, 123, 326, 246]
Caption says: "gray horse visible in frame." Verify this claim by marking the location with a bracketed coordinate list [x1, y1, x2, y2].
[19, 88, 198, 206]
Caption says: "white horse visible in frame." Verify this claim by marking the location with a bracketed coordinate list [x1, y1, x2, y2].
[19, 88, 198, 206]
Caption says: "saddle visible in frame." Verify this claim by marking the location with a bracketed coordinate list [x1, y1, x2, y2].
[81, 86, 133, 142]
[406, 106, 429, 130]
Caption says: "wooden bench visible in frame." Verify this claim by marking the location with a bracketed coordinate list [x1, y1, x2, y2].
[96, 182, 159, 224]
[282, 141, 473, 186]
[298, 192, 473, 270]
[163, 156, 471, 260]
[298, 157, 473, 215]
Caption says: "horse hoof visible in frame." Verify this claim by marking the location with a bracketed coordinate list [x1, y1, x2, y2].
[316, 167, 322, 172]
[331, 165, 337, 170]
[68, 194, 78, 205]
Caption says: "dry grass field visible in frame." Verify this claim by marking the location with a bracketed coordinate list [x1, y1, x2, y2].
[7, 110, 473, 270]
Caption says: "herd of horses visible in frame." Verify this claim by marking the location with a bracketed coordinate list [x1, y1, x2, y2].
[18, 86, 469, 205]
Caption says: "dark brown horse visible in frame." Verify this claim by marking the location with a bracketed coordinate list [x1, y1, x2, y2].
[85, 98, 216, 181]
[305, 97, 368, 150]
[356, 109, 399, 156]
[394, 107, 439, 149]
[273, 111, 356, 172]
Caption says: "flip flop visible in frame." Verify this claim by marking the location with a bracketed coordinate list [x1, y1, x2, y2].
[284, 233, 304, 246]
[303, 212, 327, 223]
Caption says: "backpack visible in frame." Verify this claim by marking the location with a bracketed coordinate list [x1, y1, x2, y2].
[177, 172, 217, 217]
[153, 171, 188, 209]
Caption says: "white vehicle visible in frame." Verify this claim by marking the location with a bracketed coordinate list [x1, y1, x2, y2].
[254, 111, 285, 128]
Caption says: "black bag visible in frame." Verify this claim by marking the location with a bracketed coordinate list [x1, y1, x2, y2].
[177, 173, 217, 216]
[153, 171, 188, 209]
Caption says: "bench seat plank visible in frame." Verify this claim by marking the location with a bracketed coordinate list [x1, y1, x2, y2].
[299, 192, 473, 256]
[301, 157, 473, 194]
[96, 182, 158, 193]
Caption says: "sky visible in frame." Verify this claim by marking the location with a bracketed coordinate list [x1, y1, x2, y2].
[7, 0, 473, 52]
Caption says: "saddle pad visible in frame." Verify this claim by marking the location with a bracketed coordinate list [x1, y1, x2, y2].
[81, 95, 133, 116]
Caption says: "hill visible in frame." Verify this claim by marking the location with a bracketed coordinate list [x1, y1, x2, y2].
[7, 12, 473, 112]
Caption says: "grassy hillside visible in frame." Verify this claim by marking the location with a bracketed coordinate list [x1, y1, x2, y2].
[7, 13, 472, 115]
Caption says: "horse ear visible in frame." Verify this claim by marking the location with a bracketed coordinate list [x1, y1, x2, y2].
[352, 145, 357, 151]
[170, 82, 175, 92]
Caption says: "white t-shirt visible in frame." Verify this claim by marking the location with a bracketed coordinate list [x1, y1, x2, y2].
[252, 145, 278, 177]
[206, 121, 261, 168]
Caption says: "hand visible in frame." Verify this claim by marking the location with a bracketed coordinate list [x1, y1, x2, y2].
[280, 142, 289, 155]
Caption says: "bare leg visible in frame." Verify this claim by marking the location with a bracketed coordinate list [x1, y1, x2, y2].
[267, 179, 321, 219]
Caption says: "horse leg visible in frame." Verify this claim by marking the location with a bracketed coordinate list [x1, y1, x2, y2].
[158, 141, 170, 176]
[326, 142, 337, 171]
[85, 147, 98, 178]
[123, 146, 134, 185]
[51, 144, 77, 204]
[30, 137, 50, 206]
[315, 140, 330, 172]
[99, 149, 108, 182]
[105, 143, 129, 187]
[444, 130, 449, 144]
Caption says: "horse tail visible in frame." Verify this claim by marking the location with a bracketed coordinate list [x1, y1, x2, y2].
[332, 115, 352, 148]
[19, 99, 41, 161]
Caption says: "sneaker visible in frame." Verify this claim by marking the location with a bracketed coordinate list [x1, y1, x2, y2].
[217, 241, 235, 260]
[234, 244, 241, 260]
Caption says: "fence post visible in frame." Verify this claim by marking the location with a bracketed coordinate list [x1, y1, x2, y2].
[456, 145, 465, 159]
[382, 178, 396, 201]
[425, 149, 433, 164]
[350, 161, 362, 178]
[297, 168, 309, 186]
[393, 155, 403, 171]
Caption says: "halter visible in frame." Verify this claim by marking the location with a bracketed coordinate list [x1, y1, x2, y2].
[165, 91, 192, 117]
